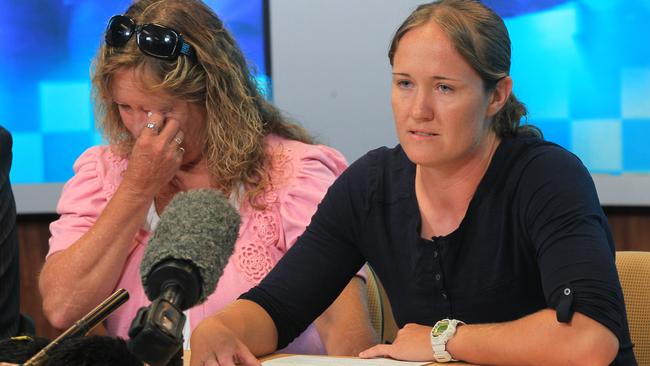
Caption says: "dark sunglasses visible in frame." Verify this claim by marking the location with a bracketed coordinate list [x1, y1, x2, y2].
[105, 15, 196, 62]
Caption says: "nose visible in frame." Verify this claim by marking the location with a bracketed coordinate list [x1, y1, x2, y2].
[136, 108, 154, 126]
[131, 109, 151, 136]
[411, 89, 434, 121]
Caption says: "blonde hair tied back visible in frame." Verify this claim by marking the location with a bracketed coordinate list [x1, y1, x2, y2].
[388, 0, 541, 138]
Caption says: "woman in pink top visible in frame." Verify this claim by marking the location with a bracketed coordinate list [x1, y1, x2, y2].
[39, 0, 376, 356]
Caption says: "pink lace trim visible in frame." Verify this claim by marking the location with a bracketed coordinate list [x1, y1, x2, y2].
[235, 144, 294, 284]
[252, 210, 279, 245]
[268, 144, 293, 188]
[236, 241, 275, 283]
[104, 149, 128, 198]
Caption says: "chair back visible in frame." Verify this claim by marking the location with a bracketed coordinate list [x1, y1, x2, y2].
[616, 251, 650, 365]
[364, 264, 384, 341]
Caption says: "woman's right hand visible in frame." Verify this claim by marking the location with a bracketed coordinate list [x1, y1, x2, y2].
[190, 316, 260, 366]
[121, 111, 185, 199]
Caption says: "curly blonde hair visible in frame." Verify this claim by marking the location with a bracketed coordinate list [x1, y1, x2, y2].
[92, 0, 313, 207]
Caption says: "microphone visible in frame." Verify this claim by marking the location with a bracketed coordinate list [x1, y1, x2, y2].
[128, 189, 240, 366]
[23, 288, 129, 366]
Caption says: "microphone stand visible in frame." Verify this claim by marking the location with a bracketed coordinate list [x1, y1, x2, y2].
[23, 288, 129, 366]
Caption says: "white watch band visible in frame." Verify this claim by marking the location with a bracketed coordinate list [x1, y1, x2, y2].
[430, 319, 465, 363]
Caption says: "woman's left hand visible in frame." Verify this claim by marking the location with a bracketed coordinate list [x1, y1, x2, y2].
[359, 323, 434, 361]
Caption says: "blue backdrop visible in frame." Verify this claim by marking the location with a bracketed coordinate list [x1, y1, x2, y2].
[0, 0, 268, 184]
[2, 0, 649, 184]
[489, 0, 650, 174]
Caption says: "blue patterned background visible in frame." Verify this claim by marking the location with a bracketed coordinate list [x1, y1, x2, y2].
[2, 0, 650, 184]
[487, 0, 650, 174]
[0, 0, 267, 184]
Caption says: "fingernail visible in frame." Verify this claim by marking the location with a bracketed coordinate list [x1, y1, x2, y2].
[147, 111, 153, 117]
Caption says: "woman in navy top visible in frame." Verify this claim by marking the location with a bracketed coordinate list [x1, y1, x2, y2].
[190, 1, 635, 365]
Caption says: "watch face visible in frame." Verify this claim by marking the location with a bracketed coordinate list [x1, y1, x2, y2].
[432, 321, 449, 336]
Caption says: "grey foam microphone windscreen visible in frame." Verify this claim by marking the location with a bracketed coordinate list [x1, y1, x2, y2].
[140, 188, 240, 304]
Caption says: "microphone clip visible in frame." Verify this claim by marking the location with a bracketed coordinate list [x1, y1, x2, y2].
[128, 298, 185, 366]
[128, 259, 202, 366]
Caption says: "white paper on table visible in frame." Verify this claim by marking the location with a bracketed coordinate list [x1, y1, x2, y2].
[262, 355, 430, 366]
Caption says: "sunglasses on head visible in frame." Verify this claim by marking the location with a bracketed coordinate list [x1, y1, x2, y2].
[105, 15, 197, 62]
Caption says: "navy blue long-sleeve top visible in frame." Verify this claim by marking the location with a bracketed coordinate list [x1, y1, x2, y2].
[241, 135, 636, 365]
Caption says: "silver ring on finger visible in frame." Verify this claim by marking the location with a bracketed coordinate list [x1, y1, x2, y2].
[146, 122, 157, 130]
[174, 136, 183, 145]
[178, 146, 185, 154]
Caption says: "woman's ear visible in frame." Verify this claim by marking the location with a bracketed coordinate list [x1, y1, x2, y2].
[486, 76, 513, 117]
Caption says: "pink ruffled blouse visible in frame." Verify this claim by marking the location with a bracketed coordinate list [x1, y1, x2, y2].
[48, 134, 352, 354]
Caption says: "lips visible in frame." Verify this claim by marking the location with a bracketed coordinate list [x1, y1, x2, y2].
[410, 130, 438, 137]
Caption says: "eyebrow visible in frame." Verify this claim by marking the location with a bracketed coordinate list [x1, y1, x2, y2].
[391, 72, 459, 82]
[111, 99, 174, 111]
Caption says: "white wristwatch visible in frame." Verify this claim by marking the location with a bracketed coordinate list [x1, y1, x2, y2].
[430, 318, 465, 362]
